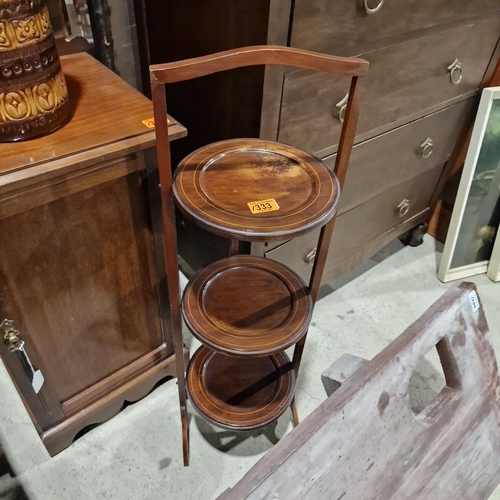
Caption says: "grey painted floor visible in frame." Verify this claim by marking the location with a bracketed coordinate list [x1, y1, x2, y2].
[1, 237, 499, 499]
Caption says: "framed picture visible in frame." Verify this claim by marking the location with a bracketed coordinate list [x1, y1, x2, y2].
[438, 87, 500, 282]
[487, 229, 500, 282]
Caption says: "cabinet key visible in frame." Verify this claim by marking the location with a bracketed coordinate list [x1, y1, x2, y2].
[1, 319, 44, 394]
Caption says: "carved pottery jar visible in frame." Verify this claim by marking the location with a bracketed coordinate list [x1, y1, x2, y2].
[0, 0, 69, 141]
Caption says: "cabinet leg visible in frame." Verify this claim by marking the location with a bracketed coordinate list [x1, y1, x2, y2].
[291, 398, 299, 427]
[402, 222, 428, 247]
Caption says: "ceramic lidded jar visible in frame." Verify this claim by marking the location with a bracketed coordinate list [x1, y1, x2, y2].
[0, 0, 70, 141]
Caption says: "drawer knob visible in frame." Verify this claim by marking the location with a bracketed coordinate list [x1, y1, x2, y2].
[419, 138, 434, 159]
[397, 199, 410, 218]
[447, 59, 463, 85]
[363, 0, 384, 14]
[335, 93, 349, 123]
[305, 248, 317, 265]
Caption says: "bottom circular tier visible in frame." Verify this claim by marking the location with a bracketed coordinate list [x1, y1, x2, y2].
[186, 346, 295, 430]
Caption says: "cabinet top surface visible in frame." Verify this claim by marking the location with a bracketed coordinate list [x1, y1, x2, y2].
[0, 53, 185, 177]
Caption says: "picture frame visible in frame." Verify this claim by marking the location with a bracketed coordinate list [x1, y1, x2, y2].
[438, 87, 500, 282]
[487, 229, 500, 282]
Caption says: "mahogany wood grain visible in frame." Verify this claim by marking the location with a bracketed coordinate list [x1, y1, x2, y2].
[151, 81, 190, 466]
[0, 173, 162, 404]
[259, 0, 294, 140]
[0, 53, 185, 201]
[0, 321, 65, 433]
[138, 1, 500, 287]
[173, 139, 340, 241]
[0, 53, 183, 176]
[150, 45, 368, 83]
[279, 14, 500, 157]
[139, 0, 274, 190]
[428, 200, 453, 245]
[0, 153, 146, 220]
[182, 255, 312, 357]
[265, 209, 429, 286]
[266, 166, 443, 285]
[62, 345, 171, 416]
[219, 283, 500, 499]
[47, 0, 69, 38]
[55, 36, 90, 56]
[229, 239, 240, 256]
[42, 348, 189, 456]
[325, 99, 475, 217]
[289, 75, 365, 397]
[291, 0, 500, 56]
[151, 45, 367, 462]
[186, 346, 295, 430]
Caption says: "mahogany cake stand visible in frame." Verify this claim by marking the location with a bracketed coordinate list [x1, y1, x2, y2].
[149, 44, 368, 465]
[175, 139, 339, 429]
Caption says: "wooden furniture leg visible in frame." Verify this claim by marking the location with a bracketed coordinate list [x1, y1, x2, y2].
[290, 398, 299, 428]
[151, 82, 190, 466]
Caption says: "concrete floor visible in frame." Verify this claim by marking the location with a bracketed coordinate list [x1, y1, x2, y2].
[1, 236, 499, 499]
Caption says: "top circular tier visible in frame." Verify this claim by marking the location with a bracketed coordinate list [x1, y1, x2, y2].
[173, 139, 340, 241]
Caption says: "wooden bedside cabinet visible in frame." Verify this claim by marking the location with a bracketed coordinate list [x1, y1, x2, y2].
[0, 53, 186, 455]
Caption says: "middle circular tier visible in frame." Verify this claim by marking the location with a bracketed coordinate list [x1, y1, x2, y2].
[182, 255, 313, 357]
[173, 138, 340, 241]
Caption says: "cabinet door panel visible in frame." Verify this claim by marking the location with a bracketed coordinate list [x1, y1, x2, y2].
[0, 171, 163, 406]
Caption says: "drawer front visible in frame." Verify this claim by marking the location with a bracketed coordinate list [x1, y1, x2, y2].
[291, 0, 500, 55]
[327, 98, 475, 216]
[265, 166, 443, 283]
[279, 16, 500, 157]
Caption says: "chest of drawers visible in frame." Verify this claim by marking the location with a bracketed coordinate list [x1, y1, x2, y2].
[136, 0, 500, 283]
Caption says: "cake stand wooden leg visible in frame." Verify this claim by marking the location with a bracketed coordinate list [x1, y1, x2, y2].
[291, 336, 307, 428]
[181, 404, 189, 466]
[291, 398, 299, 427]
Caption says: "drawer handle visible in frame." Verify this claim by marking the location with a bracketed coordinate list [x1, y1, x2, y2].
[447, 59, 463, 85]
[419, 138, 434, 159]
[397, 199, 410, 218]
[305, 248, 317, 265]
[363, 0, 384, 14]
[335, 93, 349, 123]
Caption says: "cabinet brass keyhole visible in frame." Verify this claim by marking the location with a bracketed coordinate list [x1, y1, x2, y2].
[1, 319, 22, 352]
